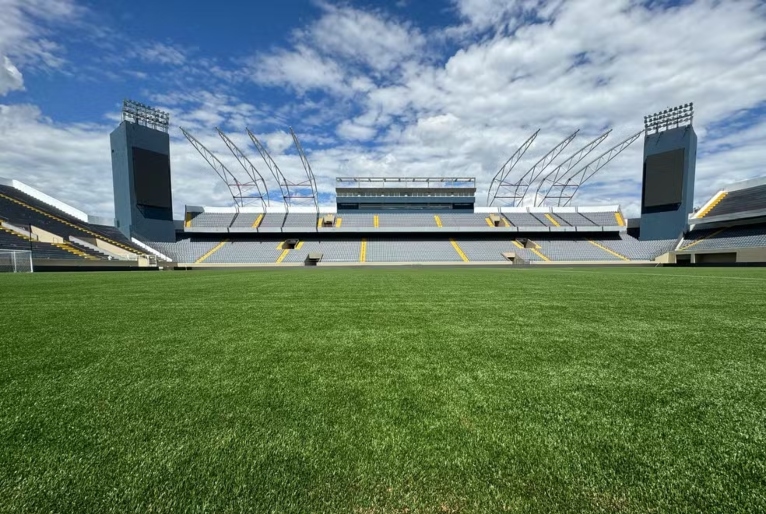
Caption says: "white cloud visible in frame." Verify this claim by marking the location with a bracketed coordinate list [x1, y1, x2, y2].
[135, 42, 187, 66]
[451, 0, 553, 33]
[336, 120, 377, 141]
[1, 0, 766, 222]
[251, 45, 348, 95]
[308, 4, 426, 73]
[247, 4, 426, 96]
[0, 0, 79, 97]
[0, 56, 24, 95]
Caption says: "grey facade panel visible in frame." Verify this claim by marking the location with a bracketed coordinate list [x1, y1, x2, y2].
[640, 126, 697, 240]
[110, 121, 176, 242]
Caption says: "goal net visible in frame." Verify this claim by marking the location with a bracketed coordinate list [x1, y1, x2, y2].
[0, 250, 33, 273]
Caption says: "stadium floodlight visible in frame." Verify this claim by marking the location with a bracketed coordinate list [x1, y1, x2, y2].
[122, 99, 170, 133]
[644, 102, 693, 133]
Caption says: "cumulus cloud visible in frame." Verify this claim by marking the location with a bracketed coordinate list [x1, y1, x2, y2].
[1, 0, 766, 221]
[247, 3, 426, 96]
[0, 0, 79, 82]
[245, 0, 766, 213]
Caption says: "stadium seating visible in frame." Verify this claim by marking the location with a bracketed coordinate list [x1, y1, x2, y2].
[149, 239, 220, 263]
[429, 213, 494, 228]
[144, 233, 688, 264]
[705, 185, 766, 218]
[530, 213, 558, 227]
[455, 239, 541, 261]
[366, 239, 463, 262]
[283, 213, 318, 229]
[205, 241, 285, 263]
[189, 212, 235, 227]
[502, 213, 545, 227]
[589, 234, 675, 260]
[335, 213, 374, 228]
[0, 226, 98, 260]
[535, 240, 621, 261]
[551, 212, 596, 227]
[579, 211, 622, 226]
[0, 185, 143, 255]
[679, 224, 766, 251]
[377, 213, 440, 228]
[182, 208, 623, 231]
[231, 212, 263, 227]
[257, 213, 287, 228]
[282, 240, 361, 263]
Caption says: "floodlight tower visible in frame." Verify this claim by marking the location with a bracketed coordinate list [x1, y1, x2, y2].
[110, 99, 176, 242]
[639, 103, 697, 240]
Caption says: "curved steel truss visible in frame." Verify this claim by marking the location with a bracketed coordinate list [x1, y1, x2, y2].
[533, 130, 611, 206]
[486, 130, 539, 205]
[246, 128, 319, 213]
[489, 130, 579, 207]
[181, 127, 268, 209]
[551, 129, 644, 206]
[216, 129, 270, 209]
[289, 128, 319, 213]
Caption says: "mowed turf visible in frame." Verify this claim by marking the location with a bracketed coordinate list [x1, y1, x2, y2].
[1, 267, 765, 513]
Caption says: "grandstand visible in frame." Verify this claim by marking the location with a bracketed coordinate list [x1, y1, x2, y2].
[1, 100, 765, 270]
[675, 177, 766, 263]
[0, 178, 157, 269]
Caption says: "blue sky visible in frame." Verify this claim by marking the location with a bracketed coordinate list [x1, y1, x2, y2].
[1, 0, 765, 218]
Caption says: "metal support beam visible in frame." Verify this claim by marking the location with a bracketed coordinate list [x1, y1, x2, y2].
[216, 128, 271, 210]
[534, 130, 611, 206]
[289, 128, 319, 214]
[557, 129, 644, 206]
[490, 130, 579, 207]
[247, 128, 290, 212]
[487, 130, 539, 205]
[181, 127, 247, 209]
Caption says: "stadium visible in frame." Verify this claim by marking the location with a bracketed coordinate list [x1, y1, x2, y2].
[1, 100, 765, 271]
[1, 100, 765, 513]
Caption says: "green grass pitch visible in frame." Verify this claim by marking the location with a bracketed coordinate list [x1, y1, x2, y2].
[1, 267, 765, 513]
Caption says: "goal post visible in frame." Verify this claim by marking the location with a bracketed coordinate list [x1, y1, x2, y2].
[0, 250, 34, 273]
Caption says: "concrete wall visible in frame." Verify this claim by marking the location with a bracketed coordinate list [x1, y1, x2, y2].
[30, 226, 63, 244]
[734, 247, 766, 263]
[640, 126, 697, 240]
[683, 247, 766, 264]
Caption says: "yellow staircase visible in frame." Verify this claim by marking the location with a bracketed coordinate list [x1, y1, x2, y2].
[544, 213, 560, 227]
[450, 239, 469, 262]
[587, 240, 629, 261]
[359, 239, 367, 262]
[529, 247, 550, 262]
[275, 241, 304, 264]
[678, 228, 727, 251]
[614, 211, 625, 227]
[0, 225, 32, 241]
[694, 191, 728, 219]
[195, 240, 229, 264]
[53, 242, 98, 260]
[373, 215, 379, 228]
[252, 213, 264, 228]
